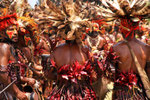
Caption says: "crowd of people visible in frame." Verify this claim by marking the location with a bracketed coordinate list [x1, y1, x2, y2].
[0, 0, 149, 100]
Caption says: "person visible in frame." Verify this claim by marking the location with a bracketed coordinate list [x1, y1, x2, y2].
[35, 32, 57, 98]
[17, 21, 44, 100]
[46, 39, 98, 99]
[85, 23, 106, 53]
[0, 13, 40, 100]
[0, 13, 28, 100]
[38, 0, 99, 99]
[101, 0, 150, 99]
[112, 21, 150, 99]
[84, 22, 115, 100]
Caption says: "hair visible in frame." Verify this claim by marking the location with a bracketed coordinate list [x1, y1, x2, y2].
[0, 26, 12, 42]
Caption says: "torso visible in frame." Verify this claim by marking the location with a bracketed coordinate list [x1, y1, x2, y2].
[113, 39, 148, 73]
[0, 43, 16, 65]
[52, 43, 89, 68]
[0, 43, 29, 77]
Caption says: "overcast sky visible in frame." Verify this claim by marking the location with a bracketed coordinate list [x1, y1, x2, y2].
[28, 0, 38, 8]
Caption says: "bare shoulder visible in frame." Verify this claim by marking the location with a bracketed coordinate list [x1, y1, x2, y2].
[50, 43, 68, 57]
[136, 40, 150, 61]
[136, 39, 148, 46]
[136, 39, 150, 50]
[53, 43, 68, 53]
[0, 43, 11, 54]
[112, 41, 124, 52]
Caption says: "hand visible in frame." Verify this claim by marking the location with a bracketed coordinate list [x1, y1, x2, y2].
[27, 78, 36, 87]
[91, 70, 97, 81]
[16, 91, 28, 100]
[33, 70, 44, 78]
[44, 68, 57, 80]
[33, 63, 43, 71]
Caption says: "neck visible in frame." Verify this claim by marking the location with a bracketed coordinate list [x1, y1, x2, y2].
[66, 40, 76, 44]
[122, 32, 135, 41]
[124, 36, 136, 42]
[87, 35, 101, 49]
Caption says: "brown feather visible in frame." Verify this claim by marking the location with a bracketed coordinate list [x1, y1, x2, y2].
[133, 3, 150, 15]
[46, 0, 62, 16]
[58, 24, 66, 29]
[132, 2, 147, 13]
[106, 1, 125, 16]
[119, 0, 131, 14]
[62, 2, 70, 17]
[67, 29, 75, 40]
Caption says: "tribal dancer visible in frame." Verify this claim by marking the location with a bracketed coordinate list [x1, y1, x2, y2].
[34, 0, 103, 99]
[85, 23, 106, 55]
[101, 0, 150, 99]
[30, 3, 59, 97]
[85, 22, 115, 100]
[0, 12, 29, 100]
[0, 1, 43, 99]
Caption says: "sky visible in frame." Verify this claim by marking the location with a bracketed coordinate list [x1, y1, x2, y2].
[28, 0, 38, 8]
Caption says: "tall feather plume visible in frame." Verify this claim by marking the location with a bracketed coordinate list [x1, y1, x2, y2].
[105, 0, 125, 16]
[9, 0, 31, 17]
[132, 1, 150, 16]
[99, 0, 150, 39]
[101, 0, 150, 19]
[30, 0, 101, 47]
[132, 2, 147, 13]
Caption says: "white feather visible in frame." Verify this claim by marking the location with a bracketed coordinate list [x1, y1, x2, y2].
[114, 0, 121, 9]
[130, 0, 136, 8]
[102, 0, 109, 7]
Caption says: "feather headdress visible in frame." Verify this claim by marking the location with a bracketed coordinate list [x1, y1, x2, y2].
[0, 13, 17, 31]
[9, 0, 40, 44]
[0, 0, 39, 45]
[101, 0, 150, 38]
[31, 0, 103, 46]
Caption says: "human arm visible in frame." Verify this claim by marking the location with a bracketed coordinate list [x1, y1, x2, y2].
[0, 44, 27, 100]
[44, 53, 57, 80]
[146, 45, 150, 80]
[21, 47, 43, 77]
[145, 62, 150, 80]
[20, 76, 36, 87]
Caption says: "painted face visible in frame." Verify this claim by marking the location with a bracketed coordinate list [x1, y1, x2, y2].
[6, 25, 18, 42]
[88, 31, 99, 38]
[93, 23, 99, 32]
[24, 35, 31, 46]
